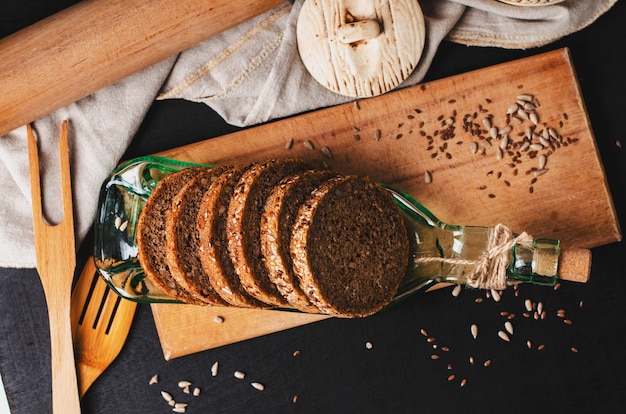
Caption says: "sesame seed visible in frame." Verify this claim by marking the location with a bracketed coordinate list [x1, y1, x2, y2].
[571, 347, 579, 353]
[161, 391, 173, 402]
[193, 387, 201, 397]
[234, 371, 246, 379]
[448, 374, 456, 381]
[460, 379, 467, 387]
[303, 140, 315, 150]
[471, 324, 478, 340]
[178, 381, 192, 389]
[213, 315, 224, 323]
[491, 289, 501, 302]
[211, 361, 219, 377]
[431, 354, 440, 360]
[149, 374, 158, 385]
[505, 321, 514, 335]
[420, 328, 428, 337]
[483, 360, 492, 367]
[365, 342, 373, 349]
[293, 350, 301, 357]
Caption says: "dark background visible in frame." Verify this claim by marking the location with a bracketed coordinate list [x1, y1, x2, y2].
[1, 1, 625, 413]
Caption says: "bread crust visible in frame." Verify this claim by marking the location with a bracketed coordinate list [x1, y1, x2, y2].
[260, 170, 338, 313]
[197, 165, 269, 308]
[227, 159, 311, 307]
[165, 166, 230, 306]
[136, 167, 207, 305]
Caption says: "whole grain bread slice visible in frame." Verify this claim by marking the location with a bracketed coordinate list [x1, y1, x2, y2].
[290, 175, 409, 317]
[197, 164, 269, 308]
[260, 169, 339, 313]
[136, 167, 207, 305]
[227, 159, 312, 307]
[165, 166, 231, 306]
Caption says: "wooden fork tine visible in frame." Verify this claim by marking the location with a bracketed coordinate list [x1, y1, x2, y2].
[27, 121, 81, 413]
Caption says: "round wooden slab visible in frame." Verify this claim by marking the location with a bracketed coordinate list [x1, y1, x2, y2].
[296, 0, 426, 98]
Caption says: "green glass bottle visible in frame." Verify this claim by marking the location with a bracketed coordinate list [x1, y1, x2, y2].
[382, 184, 591, 305]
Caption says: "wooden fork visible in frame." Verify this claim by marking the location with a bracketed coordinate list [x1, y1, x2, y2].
[27, 121, 81, 413]
[71, 257, 137, 397]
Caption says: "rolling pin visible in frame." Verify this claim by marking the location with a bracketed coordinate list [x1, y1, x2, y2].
[0, 0, 284, 136]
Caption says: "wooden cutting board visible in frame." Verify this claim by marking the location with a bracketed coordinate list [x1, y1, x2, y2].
[150, 48, 621, 359]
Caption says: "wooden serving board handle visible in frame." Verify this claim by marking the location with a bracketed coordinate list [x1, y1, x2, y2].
[0, 0, 283, 137]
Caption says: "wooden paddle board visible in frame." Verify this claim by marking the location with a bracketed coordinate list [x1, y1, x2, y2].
[150, 48, 620, 359]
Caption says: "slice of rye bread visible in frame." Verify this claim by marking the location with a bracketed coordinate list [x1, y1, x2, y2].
[136, 167, 207, 305]
[290, 175, 410, 317]
[165, 166, 231, 306]
[197, 165, 269, 308]
[227, 159, 312, 307]
[260, 169, 340, 313]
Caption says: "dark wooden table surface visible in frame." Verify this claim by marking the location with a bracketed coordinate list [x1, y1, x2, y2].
[1, 1, 625, 413]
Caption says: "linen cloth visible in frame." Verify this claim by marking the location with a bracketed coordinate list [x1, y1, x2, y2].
[0, 0, 617, 267]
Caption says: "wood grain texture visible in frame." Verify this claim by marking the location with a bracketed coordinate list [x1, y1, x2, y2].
[0, 0, 283, 136]
[151, 48, 620, 359]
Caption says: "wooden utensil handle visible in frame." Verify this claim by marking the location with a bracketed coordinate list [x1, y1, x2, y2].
[47, 293, 81, 413]
[0, 0, 283, 136]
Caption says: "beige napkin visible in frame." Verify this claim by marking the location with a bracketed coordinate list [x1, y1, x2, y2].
[0, 0, 616, 268]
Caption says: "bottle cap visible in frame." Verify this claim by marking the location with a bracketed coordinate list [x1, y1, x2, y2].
[557, 248, 592, 283]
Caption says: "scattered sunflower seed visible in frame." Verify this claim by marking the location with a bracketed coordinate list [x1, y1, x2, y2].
[452, 284, 462, 297]
[498, 331, 510, 342]
[491, 289, 501, 302]
[424, 171, 432, 184]
[161, 391, 173, 402]
[193, 387, 201, 397]
[234, 371, 246, 379]
[525, 299, 533, 312]
[178, 381, 192, 389]
[149, 374, 159, 385]
[321, 146, 333, 159]
[119, 220, 128, 232]
[251, 382, 265, 391]
[114, 216, 122, 229]
[213, 315, 224, 323]
[211, 361, 219, 377]
[285, 138, 294, 150]
[471, 324, 478, 340]
[505, 321, 514, 335]
[303, 140, 315, 151]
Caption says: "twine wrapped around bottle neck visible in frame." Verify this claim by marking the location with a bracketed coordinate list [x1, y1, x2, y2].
[413, 224, 534, 291]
